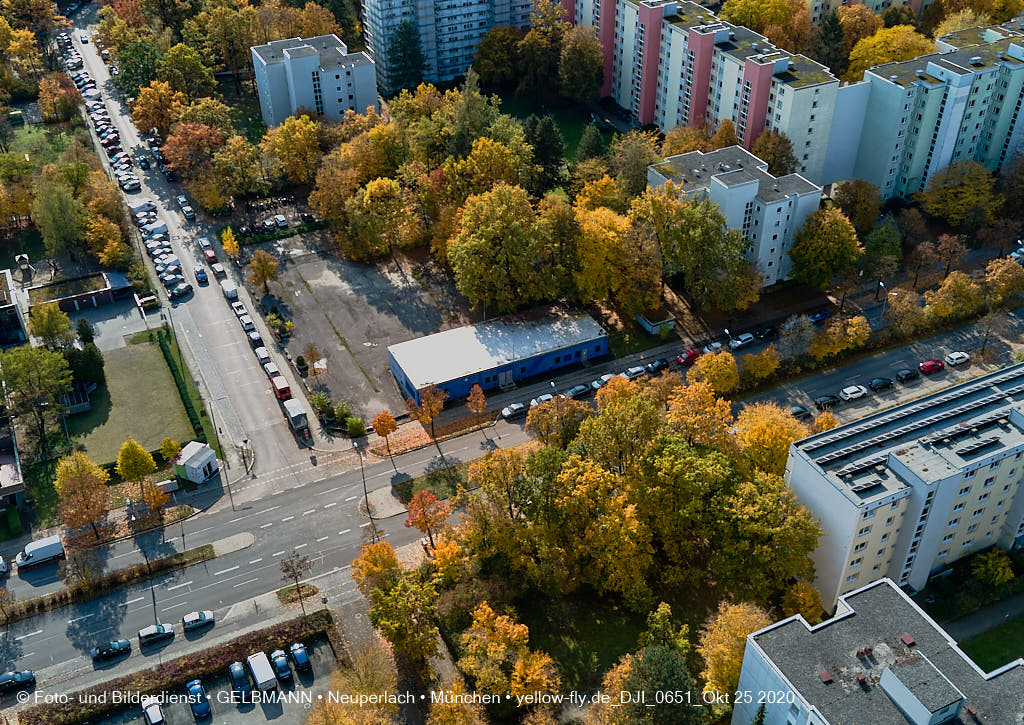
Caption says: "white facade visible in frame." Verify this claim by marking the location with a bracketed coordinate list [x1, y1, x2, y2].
[787, 365, 1024, 610]
[251, 34, 377, 128]
[363, 0, 533, 96]
[648, 146, 822, 287]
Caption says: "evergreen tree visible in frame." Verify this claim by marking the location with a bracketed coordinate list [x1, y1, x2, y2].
[576, 122, 605, 160]
[753, 703, 767, 725]
[389, 20, 424, 94]
[524, 115, 566, 192]
[812, 11, 846, 75]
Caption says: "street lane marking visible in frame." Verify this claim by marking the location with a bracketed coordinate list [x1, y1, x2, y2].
[339, 529, 351, 535]
[68, 615, 94, 624]
[323, 502, 337, 508]
[294, 543, 308, 550]
[162, 602, 188, 611]
[15, 630, 41, 641]
[345, 495, 357, 502]
[121, 597, 145, 607]
[233, 577, 260, 588]
[316, 536, 328, 543]
[260, 522, 273, 528]
[228, 516, 246, 523]
[167, 581, 191, 591]
[281, 516, 294, 522]
[272, 550, 285, 557]
[260, 506, 280, 514]
[360, 522, 371, 528]
[302, 509, 315, 516]
[249, 558, 262, 564]
[213, 565, 240, 576]
[316, 487, 338, 496]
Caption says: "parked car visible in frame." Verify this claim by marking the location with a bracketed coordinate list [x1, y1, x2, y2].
[239, 315, 255, 332]
[182, 205, 196, 220]
[270, 649, 292, 681]
[945, 351, 970, 366]
[702, 341, 723, 354]
[274, 214, 288, 228]
[300, 212, 315, 224]
[590, 373, 615, 390]
[755, 325, 777, 340]
[238, 225, 253, 237]
[838, 385, 868, 402]
[197, 237, 212, 250]
[620, 366, 646, 381]
[0, 670, 35, 694]
[646, 358, 670, 375]
[138, 623, 174, 646]
[186, 679, 211, 719]
[676, 349, 699, 365]
[728, 332, 756, 350]
[501, 402, 527, 420]
[787, 405, 811, 420]
[248, 331, 264, 347]
[203, 249, 217, 263]
[255, 347, 271, 365]
[896, 368, 920, 383]
[530, 393, 554, 407]
[182, 610, 214, 631]
[138, 156, 150, 169]
[918, 359, 945, 374]
[228, 662, 251, 694]
[194, 268, 208, 285]
[175, 194, 188, 207]
[289, 642, 311, 671]
[231, 301, 247, 317]
[210, 263, 226, 278]
[814, 394, 840, 410]
[141, 695, 164, 725]
[809, 309, 833, 324]
[161, 273, 185, 289]
[868, 377, 894, 392]
[565, 384, 590, 399]
[90, 639, 130, 661]
[263, 361, 281, 379]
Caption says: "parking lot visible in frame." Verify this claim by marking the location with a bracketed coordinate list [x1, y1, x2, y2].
[89, 635, 336, 725]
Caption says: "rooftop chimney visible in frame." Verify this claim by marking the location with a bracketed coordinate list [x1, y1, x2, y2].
[818, 671, 833, 684]
[901, 633, 916, 647]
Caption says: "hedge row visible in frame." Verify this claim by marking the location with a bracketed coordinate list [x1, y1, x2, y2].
[4, 545, 213, 627]
[19, 609, 338, 725]
[155, 328, 206, 444]
[6, 505, 23, 536]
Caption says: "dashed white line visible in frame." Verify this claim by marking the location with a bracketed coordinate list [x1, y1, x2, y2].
[315, 536, 328, 543]
[249, 558, 262, 564]
[260, 522, 273, 529]
[359, 522, 371, 528]
[213, 565, 240, 576]
[302, 509, 315, 516]
[294, 543, 308, 550]
[228, 516, 246, 523]
[166, 581, 192, 591]
[344, 495, 358, 502]
[68, 615, 94, 624]
[323, 502, 337, 509]
[272, 550, 285, 557]
[260, 506, 281, 514]
[315, 487, 338, 496]
[281, 516, 294, 522]
[162, 601, 188, 611]
[233, 577, 260, 588]
[338, 529, 351, 535]
[120, 597, 145, 607]
[14, 630, 41, 641]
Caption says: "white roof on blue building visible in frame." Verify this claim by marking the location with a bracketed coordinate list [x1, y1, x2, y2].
[388, 312, 607, 391]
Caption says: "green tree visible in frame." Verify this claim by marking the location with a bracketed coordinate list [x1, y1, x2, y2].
[389, 19, 424, 93]
[448, 184, 550, 312]
[113, 38, 159, 96]
[863, 218, 903, 283]
[971, 548, 1014, 587]
[0, 345, 72, 449]
[524, 115, 566, 192]
[369, 573, 439, 667]
[834, 179, 882, 237]
[789, 207, 863, 290]
[76, 318, 95, 345]
[344, 177, 418, 259]
[576, 122, 605, 160]
[751, 130, 798, 176]
[157, 43, 215, 102]
[32, 179, 85, 257]
[845, 25, 935, 81]
[881, 4, 918, 27]
[175, 96, 234, 134]
[116, 438, 156, 501]
[637, 602, 690, 655]
[752, 704, 767, 725]
[811, 11, 846, 74]
[918, 160, 1002, 228]
[474, 25, 525, 88]
[214, 136, 266, 198]
[28, 302, 73, 349]
[559, 24, 604, 102]
[516, 0, 567, 101]
[618, 646, 707, 725]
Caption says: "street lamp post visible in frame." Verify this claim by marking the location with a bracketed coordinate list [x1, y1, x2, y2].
[881, 289, 898, 319]
[353, 440, 378, 542]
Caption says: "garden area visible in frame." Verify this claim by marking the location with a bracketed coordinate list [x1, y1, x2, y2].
[960, 615, 1024, 671]
[914, 547, 1024, 623]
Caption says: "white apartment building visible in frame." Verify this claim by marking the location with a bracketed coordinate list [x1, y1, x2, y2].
[731, 578, 1024, 725]
[362, 0, 533, 96]
[647, 146, 821, 286]
[787, 364, 1024, 610]
[251, 34, 377, 128]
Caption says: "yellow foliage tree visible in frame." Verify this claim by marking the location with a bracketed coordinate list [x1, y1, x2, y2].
[132, 80, 186, 137]
[351, 540, 400, 596]
[661, 124, 710, 156]
[666, 380, 734, 449]
[924, 270, 983, 319]
[917, 161, 1002, 228]
[427, 677, 487, 725]
[781, 582, 825, 624]
[307, 640, 399, 725]
[845, 26, 932, 81]
[698, 601, 773, 695]
[811, 411, 840, 433]
[261, 114, 322, 184]
[984, 256, 1024, 305]
[808, 315, 871, 360]
[575, 174, 624, 212]
[221, 226, 239, 258]
[740, 343, 780, 381]
[735, 401, 810, 476]
[687, 350, 740, 394]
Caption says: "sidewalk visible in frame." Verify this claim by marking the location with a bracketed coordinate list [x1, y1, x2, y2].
[941, 591, 1024, 642]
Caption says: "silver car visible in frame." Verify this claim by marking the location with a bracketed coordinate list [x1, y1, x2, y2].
[182, 610, 215, 631]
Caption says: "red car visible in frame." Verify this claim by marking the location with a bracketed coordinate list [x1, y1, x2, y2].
[203, 248, 217, 263]
[676, 349, 699, 365]
[918, 359, 945, 374]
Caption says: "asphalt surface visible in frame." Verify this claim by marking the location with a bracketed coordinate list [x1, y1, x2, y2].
[68, 9, 318, 499]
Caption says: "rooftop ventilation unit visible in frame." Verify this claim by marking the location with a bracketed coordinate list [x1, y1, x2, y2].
[818, 671, 833, 684]
[729, 30, 735, 39]
[970, 55, 983, 65]
[900, 633, 916, 647]
[890, 74, 899, 82]
[955, 437, 1000, 457]
[916, 70, 924, 77]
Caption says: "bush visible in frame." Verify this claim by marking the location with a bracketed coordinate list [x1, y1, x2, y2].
[156, 329, 205, 443]
[334, 401, 351, 421]
[310, 391, 332, 418]
[346, 416, 366, 437]
[6, 506, 23, 536]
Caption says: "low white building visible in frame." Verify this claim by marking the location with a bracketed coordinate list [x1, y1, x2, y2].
[173, 441, 218, 484]
[251, 34, 377, 128]
[647, 146, 822, 287]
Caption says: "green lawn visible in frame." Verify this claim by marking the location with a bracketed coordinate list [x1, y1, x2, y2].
[393, 460, 471, 503]
[498, 97, 616, 161]
[960, 615, 1024, 671]
[517, 593, 648, 691]
[0, 228, 44, 273]
[66, 341, 193, 465]
[608, 326, 665, 358]
[10, 124, 76, 167]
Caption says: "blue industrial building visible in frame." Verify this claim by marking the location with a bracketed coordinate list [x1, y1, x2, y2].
[387, 311, 608, 403]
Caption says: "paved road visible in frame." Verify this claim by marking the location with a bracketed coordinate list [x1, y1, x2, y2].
[68, 10, 318, 499]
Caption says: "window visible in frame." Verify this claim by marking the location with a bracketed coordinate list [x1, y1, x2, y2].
[942, 533, 954, 542]
[965, 470, 977, 479]
[850, 558, 862, 568]
[854, 542, 866, 552]
[962, 539, 974, 548]
[948, 518, 960, 528]
[938, 549, 949, 558]
[979, 493, 989, 502]
[984, 477, 995, 487]
[892, 501, 900, 508]
[991, 460, 1001, 469]
[858, 526, 872, 536]
[881, 533, 889, 542]
[973, 508, 984, 518]
[886, 516, 895, 526]
[959, 486, 971, 496]
[846, 573, 859, 583]
[877, 549, 885, 558]
[967, 523, 978, 533]
[953, 503, 965, 512]
[863, 510, 875, 520]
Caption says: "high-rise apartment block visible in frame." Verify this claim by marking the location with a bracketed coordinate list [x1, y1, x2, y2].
[648, 146, 821, 286]
[731, 578, 1024, 725]
[786, 364, 1024, 609]
[251, 34, 377, 128]
[363, 0, 533, 96]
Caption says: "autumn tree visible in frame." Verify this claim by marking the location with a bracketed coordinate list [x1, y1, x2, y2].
[344, 177, 419, 259]
[808, 315, 871, 359]
[740, 344, 781, 382]
[351, 540, 400, 596]
[558, 24, 603, 102]
[261, 114, 322, 184]
[777, 315, 815, 358]
[710, 119, 739, 149]
[937, 233, 968, 277]
[370, 573, 439, 668]
[665, 381, 734, 449]
[811, 411, 840, 433]
[372, 410, 398, 458]
[908, 240, 940, 288]
[37, 73, 78, 122]
[307, 641, 400, 725]
[609, 130, 661, 197]
[474, 25, 525, 88]
[934, 8, 991, 37]
[163, 122, 225, 180]
[405, 490, 452, 547]
[976, 217, 1021, 257]
[141, 480, 170, 513]
[525, 395, 594, 447]
[54, 451, 109, 539]
[213, 135, 265, 197]
[157, 43, 215, 101]
[883, 287, 926, 336]
[918, 160, 1002, 228]
[221, 226, 239, 258]
[116, 438, 156, 501]
[688, 350, 740, 395]
[132, 80, 186, 137]
[407, 384, 449, 439]
[591, 647, 707, 725]
[985, 256, 1024, 305]
[28, 302, 73, 349]
[280, 549, 315, 615]
[781, 582, 824, 624]
[735, 402, 810, 475]
[924, 270, 983, 319]
[698, 602, 773, 695]
[427, 677, 488, 725]
[971, 548, 1014, 587]
[516, 0, 568, 102]
[721, 0, 793, 32]
[247, 249, 280, 294]
[838, 4, 884, 58]
[0, 346, 72, 449]
[160, 437, 181, 462]
[846, 24, 931, 81]
[751, 130, 798, 176]
[789, 207, 863, 290]
[834, 179, 882, 237]
[661, 124, 710, 156]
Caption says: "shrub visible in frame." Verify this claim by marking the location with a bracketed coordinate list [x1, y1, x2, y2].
[346, 416, 366, 437]
[310, 391, 332, 417]
[334, 400, 352, 421]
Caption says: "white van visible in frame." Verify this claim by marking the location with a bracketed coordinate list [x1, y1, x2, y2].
[246, 652, 277, 691]
[15, 535, 65, 569]
[220, 280, 237, 300]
